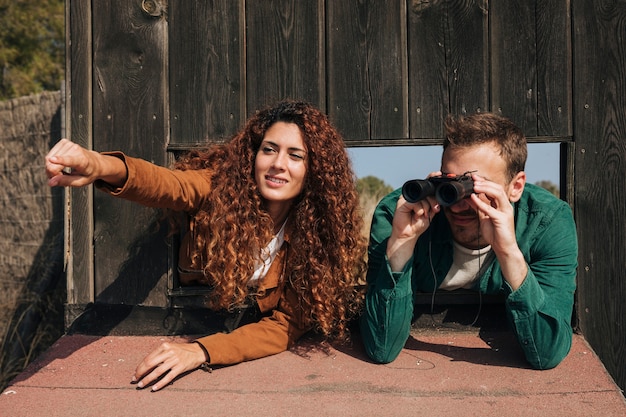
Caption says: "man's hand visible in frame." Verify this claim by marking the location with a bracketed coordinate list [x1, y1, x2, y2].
[469, 174, 527, 289]
[386, 172, 442, 272]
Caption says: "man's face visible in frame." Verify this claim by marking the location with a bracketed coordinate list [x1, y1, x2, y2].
[440, 142, 512, 249]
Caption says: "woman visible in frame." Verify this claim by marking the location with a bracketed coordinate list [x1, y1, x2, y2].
[46, 100, 367, 391]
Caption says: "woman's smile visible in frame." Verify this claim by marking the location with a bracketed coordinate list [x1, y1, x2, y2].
[255, 121, 308, 220]
[265, 174, 288, 186]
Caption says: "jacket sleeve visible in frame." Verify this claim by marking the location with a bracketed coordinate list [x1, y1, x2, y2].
[360, 191, 415, 363]
[99, 154, 310, 365]
[504, 203, 578, 369]
[95, 152, 212, 211]
[195, 282, 310, 365]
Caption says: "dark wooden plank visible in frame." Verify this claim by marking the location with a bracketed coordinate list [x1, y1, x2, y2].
[490, 0, 537, 135]
[445, 0, 489, 118]
[169, 0, 244, 144]
[245, 0, 325, 114]
[560, 142, 575, 207]
[572, 0, 626, 392]
[407, 0, 448, 137]
[67, 0, 94, 306]
[327, 0, 408, 142]
[536, 0, 572, 136]
[91, 0, 169, 306]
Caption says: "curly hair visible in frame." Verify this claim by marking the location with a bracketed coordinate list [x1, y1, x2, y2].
[174, 100, 367, 340]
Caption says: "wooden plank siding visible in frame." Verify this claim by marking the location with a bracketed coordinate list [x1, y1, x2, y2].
[66, 0, 94, 314]
[536, 1, 572, 137]
[490, 0, 538, 135]
[572, 0, 626, 394]
[66, 0, 626, 391]
[327, 0, 408, 142]
[444, 1, 489, 128]
[491, 1, 572, 138]
[407, 1, 448, 139]
[246, 0, 326, 116]
[169, 0, 245, 147]
[68, 0, 577, 313]
[90, 0, 170, 305]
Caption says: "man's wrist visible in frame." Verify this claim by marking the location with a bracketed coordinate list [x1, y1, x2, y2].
[496, 248, 528, 291]
[386, 236, 417, 272]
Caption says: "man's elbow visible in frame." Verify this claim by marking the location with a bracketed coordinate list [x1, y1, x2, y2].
[529, 351, 567, 370]
[527, 338, 572, 370]
[359, 312, 410, 364]
[361, 336, 403, 364]
[367, 348, 399, 364]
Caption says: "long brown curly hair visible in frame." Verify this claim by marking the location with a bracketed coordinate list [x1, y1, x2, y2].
[174, 100, 367, 340]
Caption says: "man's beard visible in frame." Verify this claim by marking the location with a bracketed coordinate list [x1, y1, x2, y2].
[446, 209, 486, 250]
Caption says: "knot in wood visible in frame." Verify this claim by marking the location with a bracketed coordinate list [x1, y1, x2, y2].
[141, 0, 164, 18]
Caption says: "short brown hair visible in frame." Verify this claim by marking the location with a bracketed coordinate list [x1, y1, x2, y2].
[443, 112, 527, 181]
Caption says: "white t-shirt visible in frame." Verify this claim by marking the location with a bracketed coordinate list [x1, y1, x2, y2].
[248, 221, 287, 284]
[439, 240, 492, 290]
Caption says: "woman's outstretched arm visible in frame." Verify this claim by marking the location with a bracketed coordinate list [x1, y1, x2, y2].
[45, 138, 128, 188]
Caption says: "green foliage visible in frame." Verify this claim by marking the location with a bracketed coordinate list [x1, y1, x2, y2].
[535, 180, 560, 197]
[0, 0, 65, 100]
[357, 176, 393, 238]
[357, 175, 394, 201]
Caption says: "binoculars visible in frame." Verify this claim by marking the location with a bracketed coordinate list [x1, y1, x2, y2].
[401, 173, 474, 207]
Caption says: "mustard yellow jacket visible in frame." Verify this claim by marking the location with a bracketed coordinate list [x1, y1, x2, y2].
[98, 153, 310, 366]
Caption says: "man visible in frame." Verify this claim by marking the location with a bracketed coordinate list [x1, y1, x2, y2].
[360, 112, 578, 369]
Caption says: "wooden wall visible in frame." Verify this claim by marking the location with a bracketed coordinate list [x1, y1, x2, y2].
[66, 0, 625, 390]
[572, 0, 626, 393]
[163, 0, 572, 147]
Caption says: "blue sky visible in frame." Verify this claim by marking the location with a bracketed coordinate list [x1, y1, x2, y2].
[348, 143, 560, 190]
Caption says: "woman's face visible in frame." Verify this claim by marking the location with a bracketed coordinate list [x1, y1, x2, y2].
[254, 121, 308, 214]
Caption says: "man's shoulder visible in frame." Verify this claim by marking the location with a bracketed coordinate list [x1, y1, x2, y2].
[522, 183, 566, 206]
[376, 188, 403, 211]
[519, 183, 573, 221]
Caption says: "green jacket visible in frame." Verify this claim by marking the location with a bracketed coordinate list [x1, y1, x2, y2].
[360, 183, 578, 369]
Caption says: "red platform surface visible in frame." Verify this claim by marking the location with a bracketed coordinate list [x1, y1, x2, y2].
[1, 332, 624, 416]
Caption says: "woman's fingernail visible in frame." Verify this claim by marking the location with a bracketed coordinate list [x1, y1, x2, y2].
[137, 381, 144, 388]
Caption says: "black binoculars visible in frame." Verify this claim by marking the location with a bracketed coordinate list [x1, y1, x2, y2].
[401, 173, 474, 207]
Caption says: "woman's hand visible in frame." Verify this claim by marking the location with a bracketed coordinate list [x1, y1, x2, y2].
[45, 139, 128, 187]
[131, 342, 207, 391]
[132, 341, 208, 392]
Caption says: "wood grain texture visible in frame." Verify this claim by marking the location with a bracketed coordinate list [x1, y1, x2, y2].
[91, 0, 169, 306]
[572, 0, 626, 392]
[327, 0, 408, 141]
[65, 1, 626, 392]
[490, 0, 537, 134]
[245, 0, 325, 114]
[169, 0, 244, 144]
[407, 0, 448, 138]
[536, 0, 572, 136]
[68, 0, 94, 305]
[407, 0, 489, 138]
[445, 0, 489, 118]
